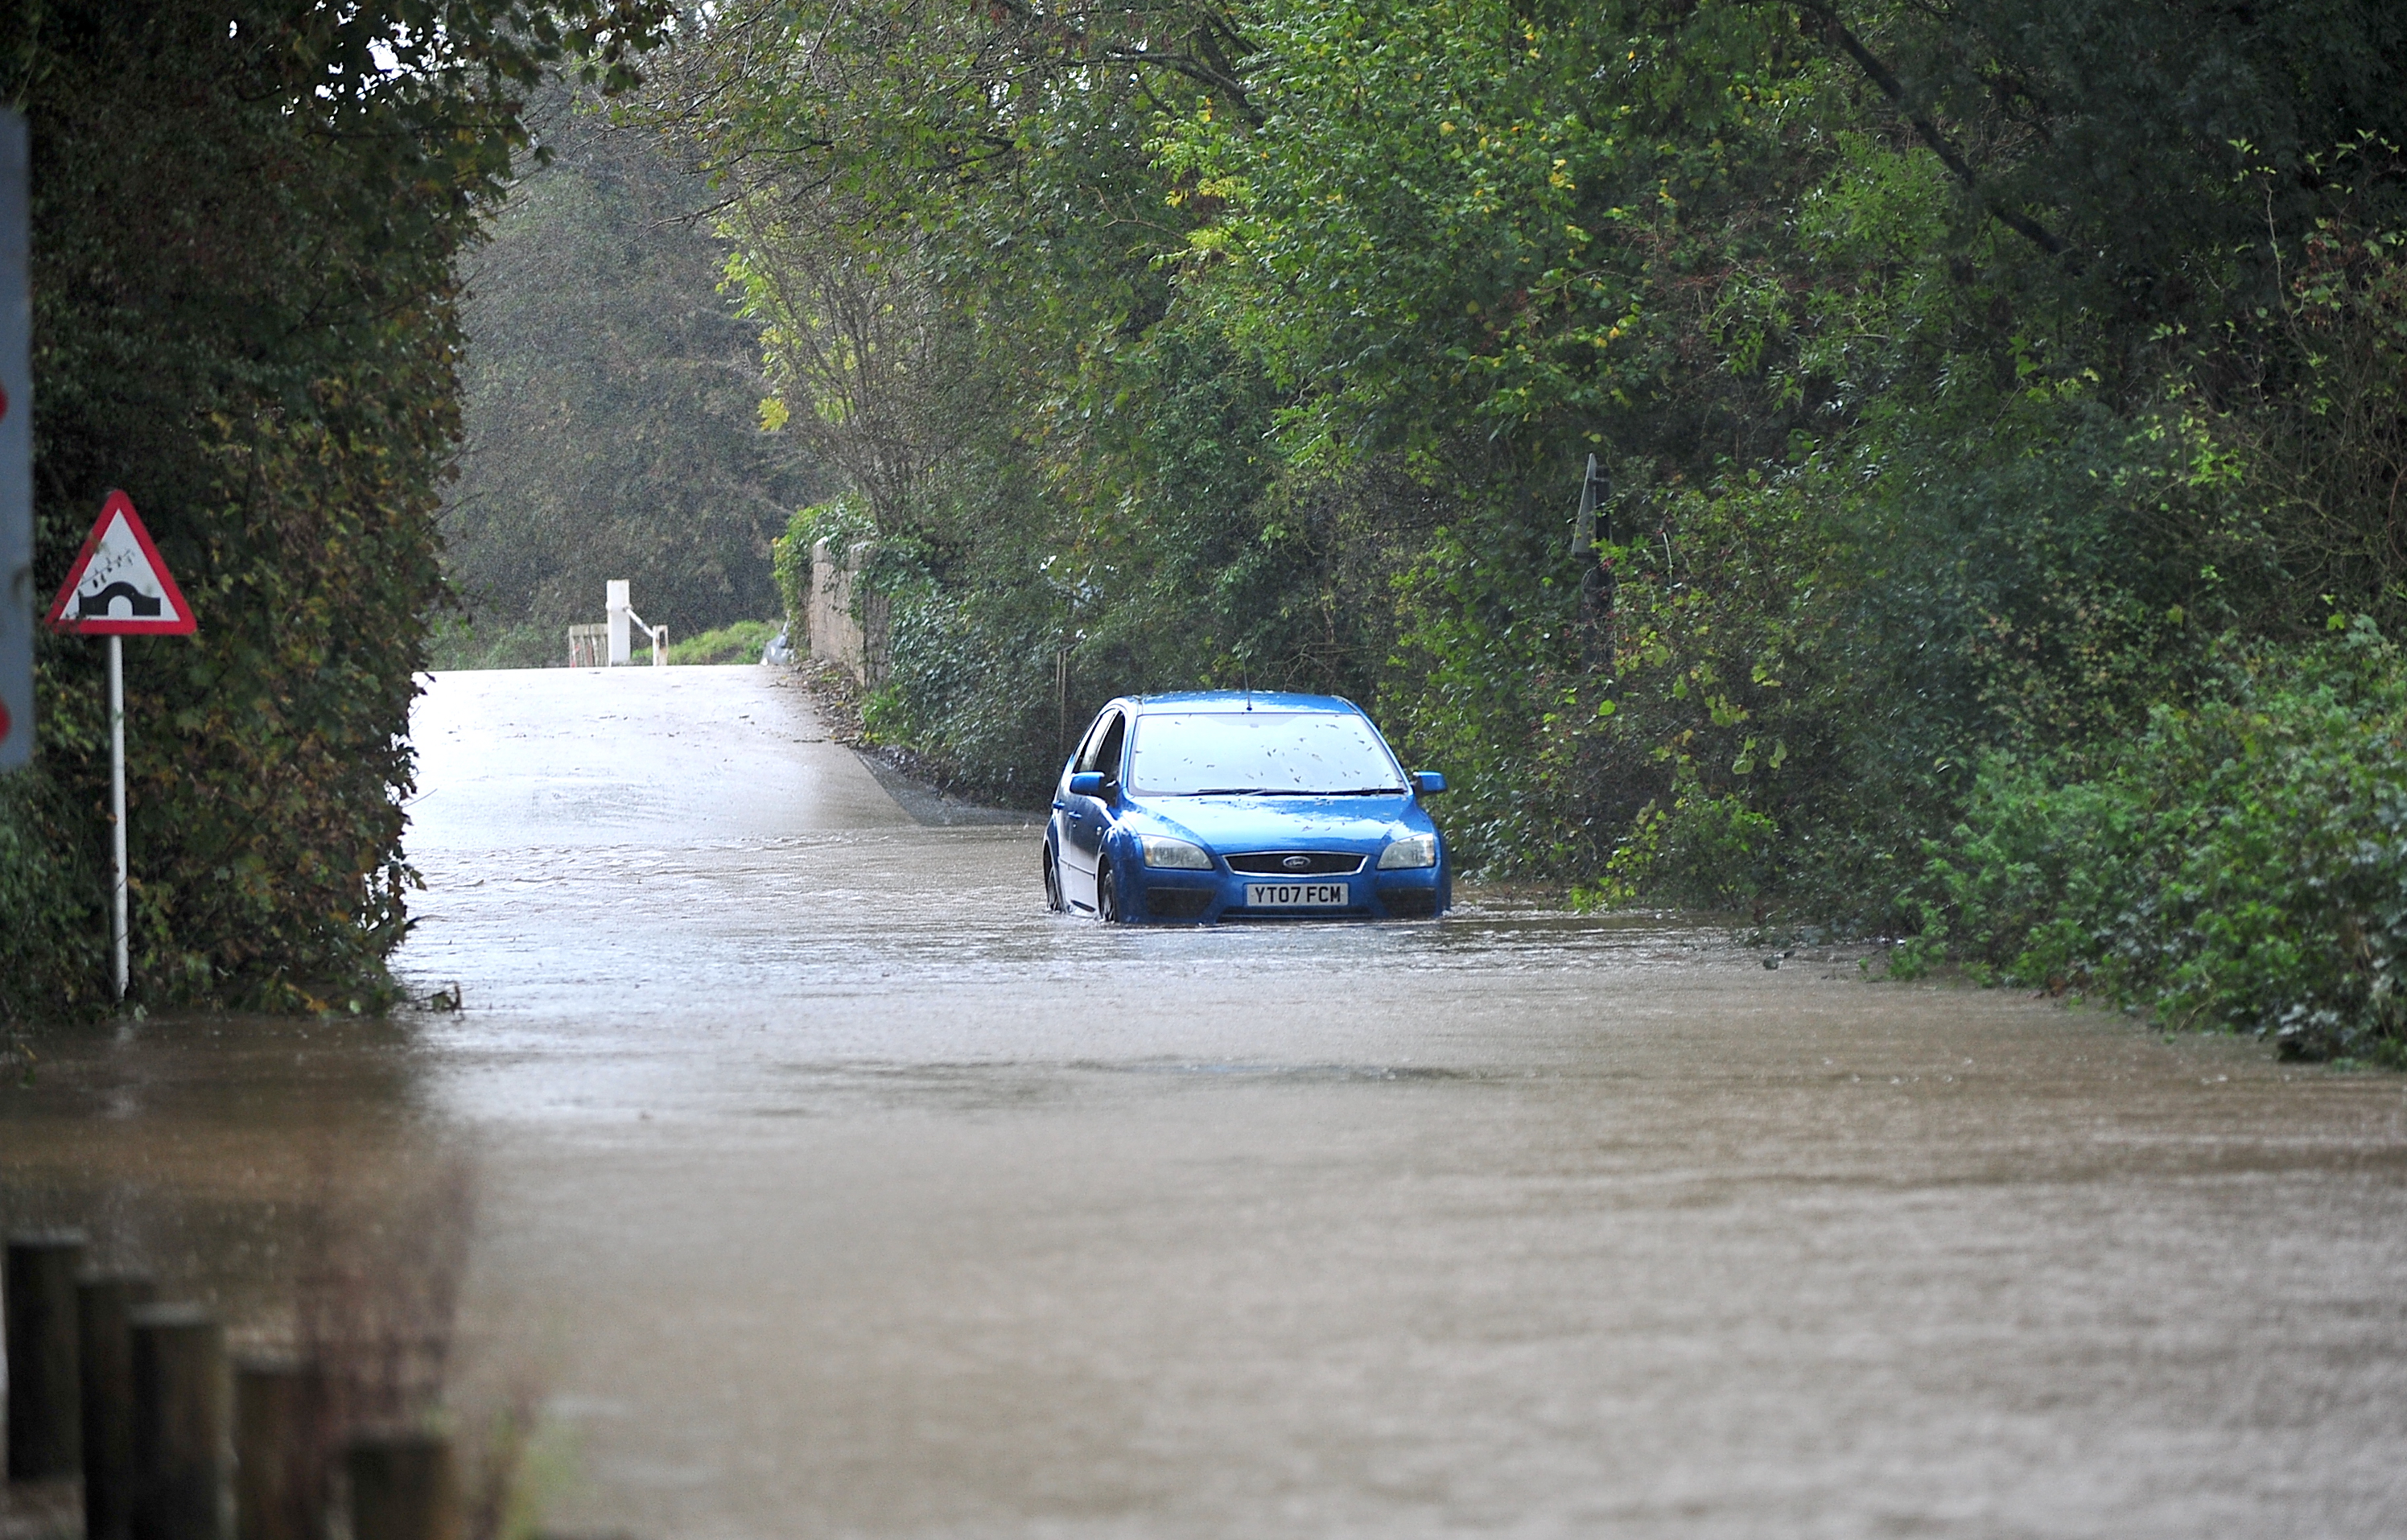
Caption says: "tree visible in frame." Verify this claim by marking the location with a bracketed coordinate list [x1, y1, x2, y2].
[1, 0, 671, 1019]
[439, 84, 822, 665]
[634, 0, 2407, 941]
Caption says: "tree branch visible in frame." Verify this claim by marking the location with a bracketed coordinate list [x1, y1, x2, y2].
[1795, 2, 2072, 260]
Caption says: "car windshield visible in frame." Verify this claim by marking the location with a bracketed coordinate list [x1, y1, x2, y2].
[1128, 711, 1406, 796]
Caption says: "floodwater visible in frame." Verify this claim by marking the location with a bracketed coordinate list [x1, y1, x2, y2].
[5, 665, 2405, 1538]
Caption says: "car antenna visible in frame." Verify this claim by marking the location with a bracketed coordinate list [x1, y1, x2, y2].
[1243, 670, 1252, 712]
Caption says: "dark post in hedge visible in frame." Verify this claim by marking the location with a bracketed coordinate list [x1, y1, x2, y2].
[6, 1230, 87, 1480]
[347, 1432, 462, 1540]
[234, 1360, 321, 1540]
[79, 1273, 158, 1540]
[129, 1303, 225, 1540]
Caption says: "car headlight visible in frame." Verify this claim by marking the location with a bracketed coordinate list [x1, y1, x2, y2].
[1378, 832, 1438, 870]
[1140, 834, 1214, 870]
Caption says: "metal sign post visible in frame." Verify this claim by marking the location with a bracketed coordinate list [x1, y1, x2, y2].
[107, 636, 125, 994]
[45, 490, 196, 1002]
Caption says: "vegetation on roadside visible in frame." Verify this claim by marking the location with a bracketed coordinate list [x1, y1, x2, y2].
[10, 0, 2403, 1068]
[437, 83, 825, 662]
[649, 0, 2407, 1058]
[1895, 627, 2407, 1064]
[426, 616, 562, 673]
[666, 620, 780, 665]
[0, 0, 671, 1020]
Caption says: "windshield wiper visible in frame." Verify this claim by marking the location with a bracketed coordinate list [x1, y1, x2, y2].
[1183, 785, 1401, 797]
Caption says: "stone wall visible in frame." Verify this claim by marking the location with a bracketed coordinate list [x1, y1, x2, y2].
[806, 538, 888, 686]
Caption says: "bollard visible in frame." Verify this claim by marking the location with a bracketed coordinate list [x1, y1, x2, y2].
[234, 1360, 321, 1540]
[347, 1431, 461, 1540]
[130, 1304, 225, 1540]
[6, 1230, 87, 1480]
[80, 1273, 158, 1540]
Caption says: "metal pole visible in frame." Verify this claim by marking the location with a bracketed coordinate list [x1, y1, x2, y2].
[109, 632, 127, 1001]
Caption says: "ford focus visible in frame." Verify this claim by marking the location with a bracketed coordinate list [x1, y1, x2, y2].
[1043, 692, 1450, 924]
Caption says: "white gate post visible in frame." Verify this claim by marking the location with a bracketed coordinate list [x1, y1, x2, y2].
[606, 579, 631, 666]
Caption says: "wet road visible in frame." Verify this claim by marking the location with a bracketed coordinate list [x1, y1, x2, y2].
[6, 665, 2407, 1538]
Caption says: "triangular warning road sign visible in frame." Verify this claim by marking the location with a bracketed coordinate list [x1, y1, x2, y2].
[45, 490, 196, 636]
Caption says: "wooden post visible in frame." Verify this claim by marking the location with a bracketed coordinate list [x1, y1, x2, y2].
[79, 1273, 157, 1540]
[1056, 644, 1069, 760]
[346, 1432, 460, 1540]
[234, 1360, 320, 1540]
[1572, 454, 1616, 673]
[6, 1230, 86, 1480]
[130, 1304, 225, 1540]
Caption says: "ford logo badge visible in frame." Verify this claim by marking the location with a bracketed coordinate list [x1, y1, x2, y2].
[1282, 855, 1312, 871]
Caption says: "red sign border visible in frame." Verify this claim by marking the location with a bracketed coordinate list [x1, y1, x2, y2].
[44, 489, 196, 636]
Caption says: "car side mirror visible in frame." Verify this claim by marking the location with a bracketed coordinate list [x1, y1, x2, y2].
[1068, 772, 1110, 799]
[1412, 770, 1448, 795]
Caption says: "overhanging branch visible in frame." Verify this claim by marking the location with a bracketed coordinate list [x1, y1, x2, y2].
[1796, 2, 2072, 261]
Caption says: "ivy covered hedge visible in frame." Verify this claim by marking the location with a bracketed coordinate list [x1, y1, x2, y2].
[0, 0, 666, 1021]
[1900, 627, 2407, 1064]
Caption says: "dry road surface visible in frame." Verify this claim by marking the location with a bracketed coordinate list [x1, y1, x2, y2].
[5, 664, 2405, 1539]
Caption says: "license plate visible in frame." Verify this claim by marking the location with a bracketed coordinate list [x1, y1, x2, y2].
[1243, 881, 1350, 908]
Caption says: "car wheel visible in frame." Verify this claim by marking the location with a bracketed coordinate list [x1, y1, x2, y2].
[1043, 847, 1066, 912]
[1096, 859, 1125, 924]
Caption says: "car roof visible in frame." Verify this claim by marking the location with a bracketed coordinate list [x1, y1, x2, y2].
[1119, 691, 1362, 716]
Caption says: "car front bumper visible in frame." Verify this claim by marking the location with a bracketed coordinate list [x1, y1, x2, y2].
[1128, 861, 1447, 924]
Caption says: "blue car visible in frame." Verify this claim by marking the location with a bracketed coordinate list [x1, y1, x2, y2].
[1043, 691, 1451, 924]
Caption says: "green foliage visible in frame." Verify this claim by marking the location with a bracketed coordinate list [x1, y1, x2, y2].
[1, 0, 672, 1021]
[425, 617, 560, 672]
[873, 562, 1067, 800]
[443, 84, 820, 650]
[0, 771, 102, 1023]
[665, 620, 779, 666]
[1577, 772, 1780, 913]
[1914, 629, 2407, 1061]
[662, 0, 2407, 1055]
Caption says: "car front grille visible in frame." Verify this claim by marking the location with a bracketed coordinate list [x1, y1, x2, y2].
[1377, 886, 1439, 920]
[1226, 851, 1367, 876]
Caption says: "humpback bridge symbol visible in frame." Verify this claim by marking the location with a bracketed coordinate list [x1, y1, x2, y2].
[76, 582, 163, 620]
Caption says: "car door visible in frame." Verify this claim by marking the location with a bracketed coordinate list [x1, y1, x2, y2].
[1057, 707, 1126, 908]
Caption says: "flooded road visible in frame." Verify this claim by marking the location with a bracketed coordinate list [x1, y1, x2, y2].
[6, 665, 2407, 1538]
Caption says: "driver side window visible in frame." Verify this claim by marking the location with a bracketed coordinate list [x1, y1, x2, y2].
[1078, 710, 1127, 780]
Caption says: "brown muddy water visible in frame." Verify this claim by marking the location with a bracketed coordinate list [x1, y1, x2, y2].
[5, 666, 2405, 1538]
